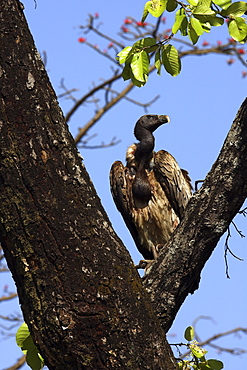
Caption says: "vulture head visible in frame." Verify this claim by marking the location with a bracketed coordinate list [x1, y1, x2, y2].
[134, 115, 170, 162]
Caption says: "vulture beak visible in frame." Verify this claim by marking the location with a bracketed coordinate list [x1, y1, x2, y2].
[158, 115, 170, 124]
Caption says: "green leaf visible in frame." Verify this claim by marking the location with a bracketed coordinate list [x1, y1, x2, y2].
[190, 344, 208, 358]
[199, 363, 211, 370]
[191, 17, 205, 35]
[195, 0, 212, 8]
[22, 335, 36, 351]
[228, 18, 247, 41]
[193, 5, 216, 15]
[162, 44, 181, 76]
[155, 50, 162, 74]
[213, 0, 231, 9]
[26, 346, 45, 370]
[130, 69, 147, 87]
[193, 0, 216, 17]
[142, 1, 151, 22]
[207, 359, 224, 370]
[180, 15, 188, 35]
[188, 21, 200, 43]
[143, 0, 167, 19]
[130, 51, 149, 82]
[201, 21, 211, 32]
[132, 37, 157, 52]
[166, 0, 178, 12]
[195, 14, 224, 25]
[122, 64, 132, 81]
[208, 16, 224, 26]
[188, 0, 199, 5]
[224, 1, 247, 16]
[172, 14, 186, 34]
[16, 323, 45, 370]
[16, 323, 30, 347]
[117, 46, 132, 64]
[184, 325, 194, 341]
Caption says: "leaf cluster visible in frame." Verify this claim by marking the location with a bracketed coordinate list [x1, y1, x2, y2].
[16, 323, 45, 370]
[117, 0, 247, 86]
[177, 326, 224, 370]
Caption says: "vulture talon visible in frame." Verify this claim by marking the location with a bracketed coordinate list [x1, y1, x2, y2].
[135, 259, 154, 271]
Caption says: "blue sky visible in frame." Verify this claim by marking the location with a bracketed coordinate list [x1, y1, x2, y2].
[1, 1, 247, 369]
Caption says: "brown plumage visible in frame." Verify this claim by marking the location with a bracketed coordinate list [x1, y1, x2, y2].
[110, 115, 192, 260]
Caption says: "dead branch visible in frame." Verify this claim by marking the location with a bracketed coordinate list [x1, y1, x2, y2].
[0, 293, 18, 302]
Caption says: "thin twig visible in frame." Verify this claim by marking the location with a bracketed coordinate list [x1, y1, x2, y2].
[74, 80, 135, 144]
[65, 73, 122, 123]
[80, 14, 125, 49]
[102, 86, 160, 110]
[231, 220, 245, 238]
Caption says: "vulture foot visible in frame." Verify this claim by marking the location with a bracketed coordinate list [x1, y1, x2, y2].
[135, 259, 154, 271]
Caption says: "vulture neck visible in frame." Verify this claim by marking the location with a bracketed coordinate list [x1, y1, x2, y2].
[134, 127, 154, 167]
[132, 127, 154, 209]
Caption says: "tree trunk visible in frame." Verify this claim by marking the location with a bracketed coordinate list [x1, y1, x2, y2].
[0, 1, 176, 369]
[0, 1, 246, 369]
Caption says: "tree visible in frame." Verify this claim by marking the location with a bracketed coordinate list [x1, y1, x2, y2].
[0, 1, 246, 369]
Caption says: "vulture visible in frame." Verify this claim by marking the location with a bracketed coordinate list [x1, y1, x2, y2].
[110, 115, 192, 262]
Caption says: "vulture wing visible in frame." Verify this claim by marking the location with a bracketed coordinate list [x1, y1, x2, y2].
[154, 150, 192, 219]
[110, 161, 151, 259]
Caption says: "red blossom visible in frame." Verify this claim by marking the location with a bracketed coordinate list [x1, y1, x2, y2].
[237, 48, 245, 54]
[108, 42, 114, 48]
[228, 38, 235, 43]
[136, 21, 147, 27]
[94, 12, 99, 18]
[121, 26, 129, 33]
[202, 40, 209, 46]
[78, 37, 86, 43]
[226, 58, 235, 65]
[94, 44, 99, 49]
[161, 17, 166, 23]
[217, 40, 222, 46]
[124, 18, 132, 24]
[242, 71, 247, 78]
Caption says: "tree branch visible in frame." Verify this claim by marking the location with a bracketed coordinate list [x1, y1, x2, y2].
[3, 356, 26, 370]
[65, 72, 122, 123]
[74, 79, 136, 143]
[143, 97, 247, 332]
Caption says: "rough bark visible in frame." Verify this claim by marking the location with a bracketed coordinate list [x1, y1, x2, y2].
[0, 1, 176, 369]
[144, 98, 247, 332]
[1, 0, 247, 369]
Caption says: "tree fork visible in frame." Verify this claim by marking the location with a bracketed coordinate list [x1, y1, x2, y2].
[144, 97, 247, 332]
[0, 1, 176, 369]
